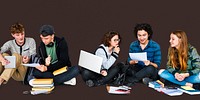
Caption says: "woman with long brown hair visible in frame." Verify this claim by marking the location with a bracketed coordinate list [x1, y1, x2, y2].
[159, 30, 200, 88]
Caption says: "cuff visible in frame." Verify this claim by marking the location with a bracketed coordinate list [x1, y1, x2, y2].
[111, 52, 118, 59]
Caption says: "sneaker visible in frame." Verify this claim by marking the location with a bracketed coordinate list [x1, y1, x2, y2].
[142, 77, 153, 85]
[63, 78, 76, 85]
[86, 80, 95, 87]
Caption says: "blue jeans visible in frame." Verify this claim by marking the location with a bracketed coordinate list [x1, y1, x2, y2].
[159, 69, 200, 86]
[33, 66, 80, 85]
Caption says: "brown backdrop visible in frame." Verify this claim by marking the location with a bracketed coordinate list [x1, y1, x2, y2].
[0, 0, 200, 99]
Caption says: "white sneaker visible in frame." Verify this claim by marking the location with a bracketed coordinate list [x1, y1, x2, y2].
[63, 78, 76, 85]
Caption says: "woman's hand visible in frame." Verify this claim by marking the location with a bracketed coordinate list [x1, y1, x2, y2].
[175, 73, 184, 81]
[113, 46, 120, 54]
[101, 70, 107, 76]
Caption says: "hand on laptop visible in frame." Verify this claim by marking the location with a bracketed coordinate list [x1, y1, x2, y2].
[101, 70, 107, 76]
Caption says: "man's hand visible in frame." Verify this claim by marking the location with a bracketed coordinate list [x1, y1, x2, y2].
[36, 65, 47, 72]
[1, 58, 10, 66]
[22, 56, 30, 64]
[143, 60, 150, 66]
[45, 55, 51, 66]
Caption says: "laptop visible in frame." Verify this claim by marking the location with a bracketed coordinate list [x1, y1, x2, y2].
[4, 56, 16, 68]
[78, 50, 103, 74]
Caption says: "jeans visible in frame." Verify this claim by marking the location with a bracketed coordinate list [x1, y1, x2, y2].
[125, 64, 158, 83]
[159, 69, 200, 86]
[80, 64, 122, 85]
[33, 66, 80, 85]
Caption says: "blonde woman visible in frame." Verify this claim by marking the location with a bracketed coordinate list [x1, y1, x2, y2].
[159, 30, 200, 88]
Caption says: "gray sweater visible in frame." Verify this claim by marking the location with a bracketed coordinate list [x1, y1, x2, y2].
[95, 44, 118, 70]
[0, 37, 36, 57]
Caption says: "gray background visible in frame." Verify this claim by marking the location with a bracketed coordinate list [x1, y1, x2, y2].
[0, 0, 199, 99]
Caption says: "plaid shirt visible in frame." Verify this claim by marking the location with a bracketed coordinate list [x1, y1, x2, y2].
[128, 40, 161, 68]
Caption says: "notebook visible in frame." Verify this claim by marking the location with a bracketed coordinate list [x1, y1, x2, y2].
[178, 86, 200, 95]
[78, 50, 103, 74]
[4, 56, 16, 68]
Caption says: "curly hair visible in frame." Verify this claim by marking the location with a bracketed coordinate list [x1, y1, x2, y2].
[133, 23, 153, 40]
[9, 22, 25, 34]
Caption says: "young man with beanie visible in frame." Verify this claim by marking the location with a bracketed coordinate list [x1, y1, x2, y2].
[0, 22, 36, 85]
[32, 25, 79, 85]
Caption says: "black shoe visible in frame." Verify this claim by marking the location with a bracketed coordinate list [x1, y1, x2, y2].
[193, 83, 200, 90]
[142, 77, 153, 85]
[86, 80, 95, 87]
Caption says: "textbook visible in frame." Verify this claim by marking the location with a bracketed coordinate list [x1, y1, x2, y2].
[106, 86, 131, 94]
[32, 78, 53, 85]
[155, 87, 183, 96]
[32, 86, 55, 92]
[53, 66, 68, 76]
[148, 80, 164, 88]
[178, 86, 200, 95]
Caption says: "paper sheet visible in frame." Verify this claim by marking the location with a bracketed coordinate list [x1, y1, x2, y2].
[22, 63, 40, 67]
[4, 56, 16, 68]
[129, 52, 147, 61]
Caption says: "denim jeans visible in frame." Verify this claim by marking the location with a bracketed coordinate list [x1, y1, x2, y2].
[159, 69, 200, 86]
[33, 66, 80, 85]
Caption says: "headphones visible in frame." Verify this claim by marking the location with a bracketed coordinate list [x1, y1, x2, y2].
[46, 42, 54, 47]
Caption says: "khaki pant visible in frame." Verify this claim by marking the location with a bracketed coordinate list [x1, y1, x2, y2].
[0, 53, 27, 83]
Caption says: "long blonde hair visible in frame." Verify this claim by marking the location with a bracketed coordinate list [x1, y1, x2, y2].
[168, 30, 188, 71]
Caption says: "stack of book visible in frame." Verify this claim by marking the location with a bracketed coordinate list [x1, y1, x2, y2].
[30, 78, 54, 95]
[148, 80, 183, 96]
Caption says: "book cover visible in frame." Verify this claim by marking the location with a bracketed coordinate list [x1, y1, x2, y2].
[32, 78, 53, 85]
[53, 66, 67, 76]
[148, 80, 164, 88]
[106, 86, 130, 94]
[155, 87, 183, 96]
[32, 86, 55, 92]
[178, 86, 200, 95]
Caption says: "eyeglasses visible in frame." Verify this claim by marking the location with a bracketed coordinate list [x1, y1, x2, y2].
[113, 39, 120, 42]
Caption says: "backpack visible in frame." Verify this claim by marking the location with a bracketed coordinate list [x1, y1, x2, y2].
[111, 62, 129, 86]
[23, 54, 41, 85]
